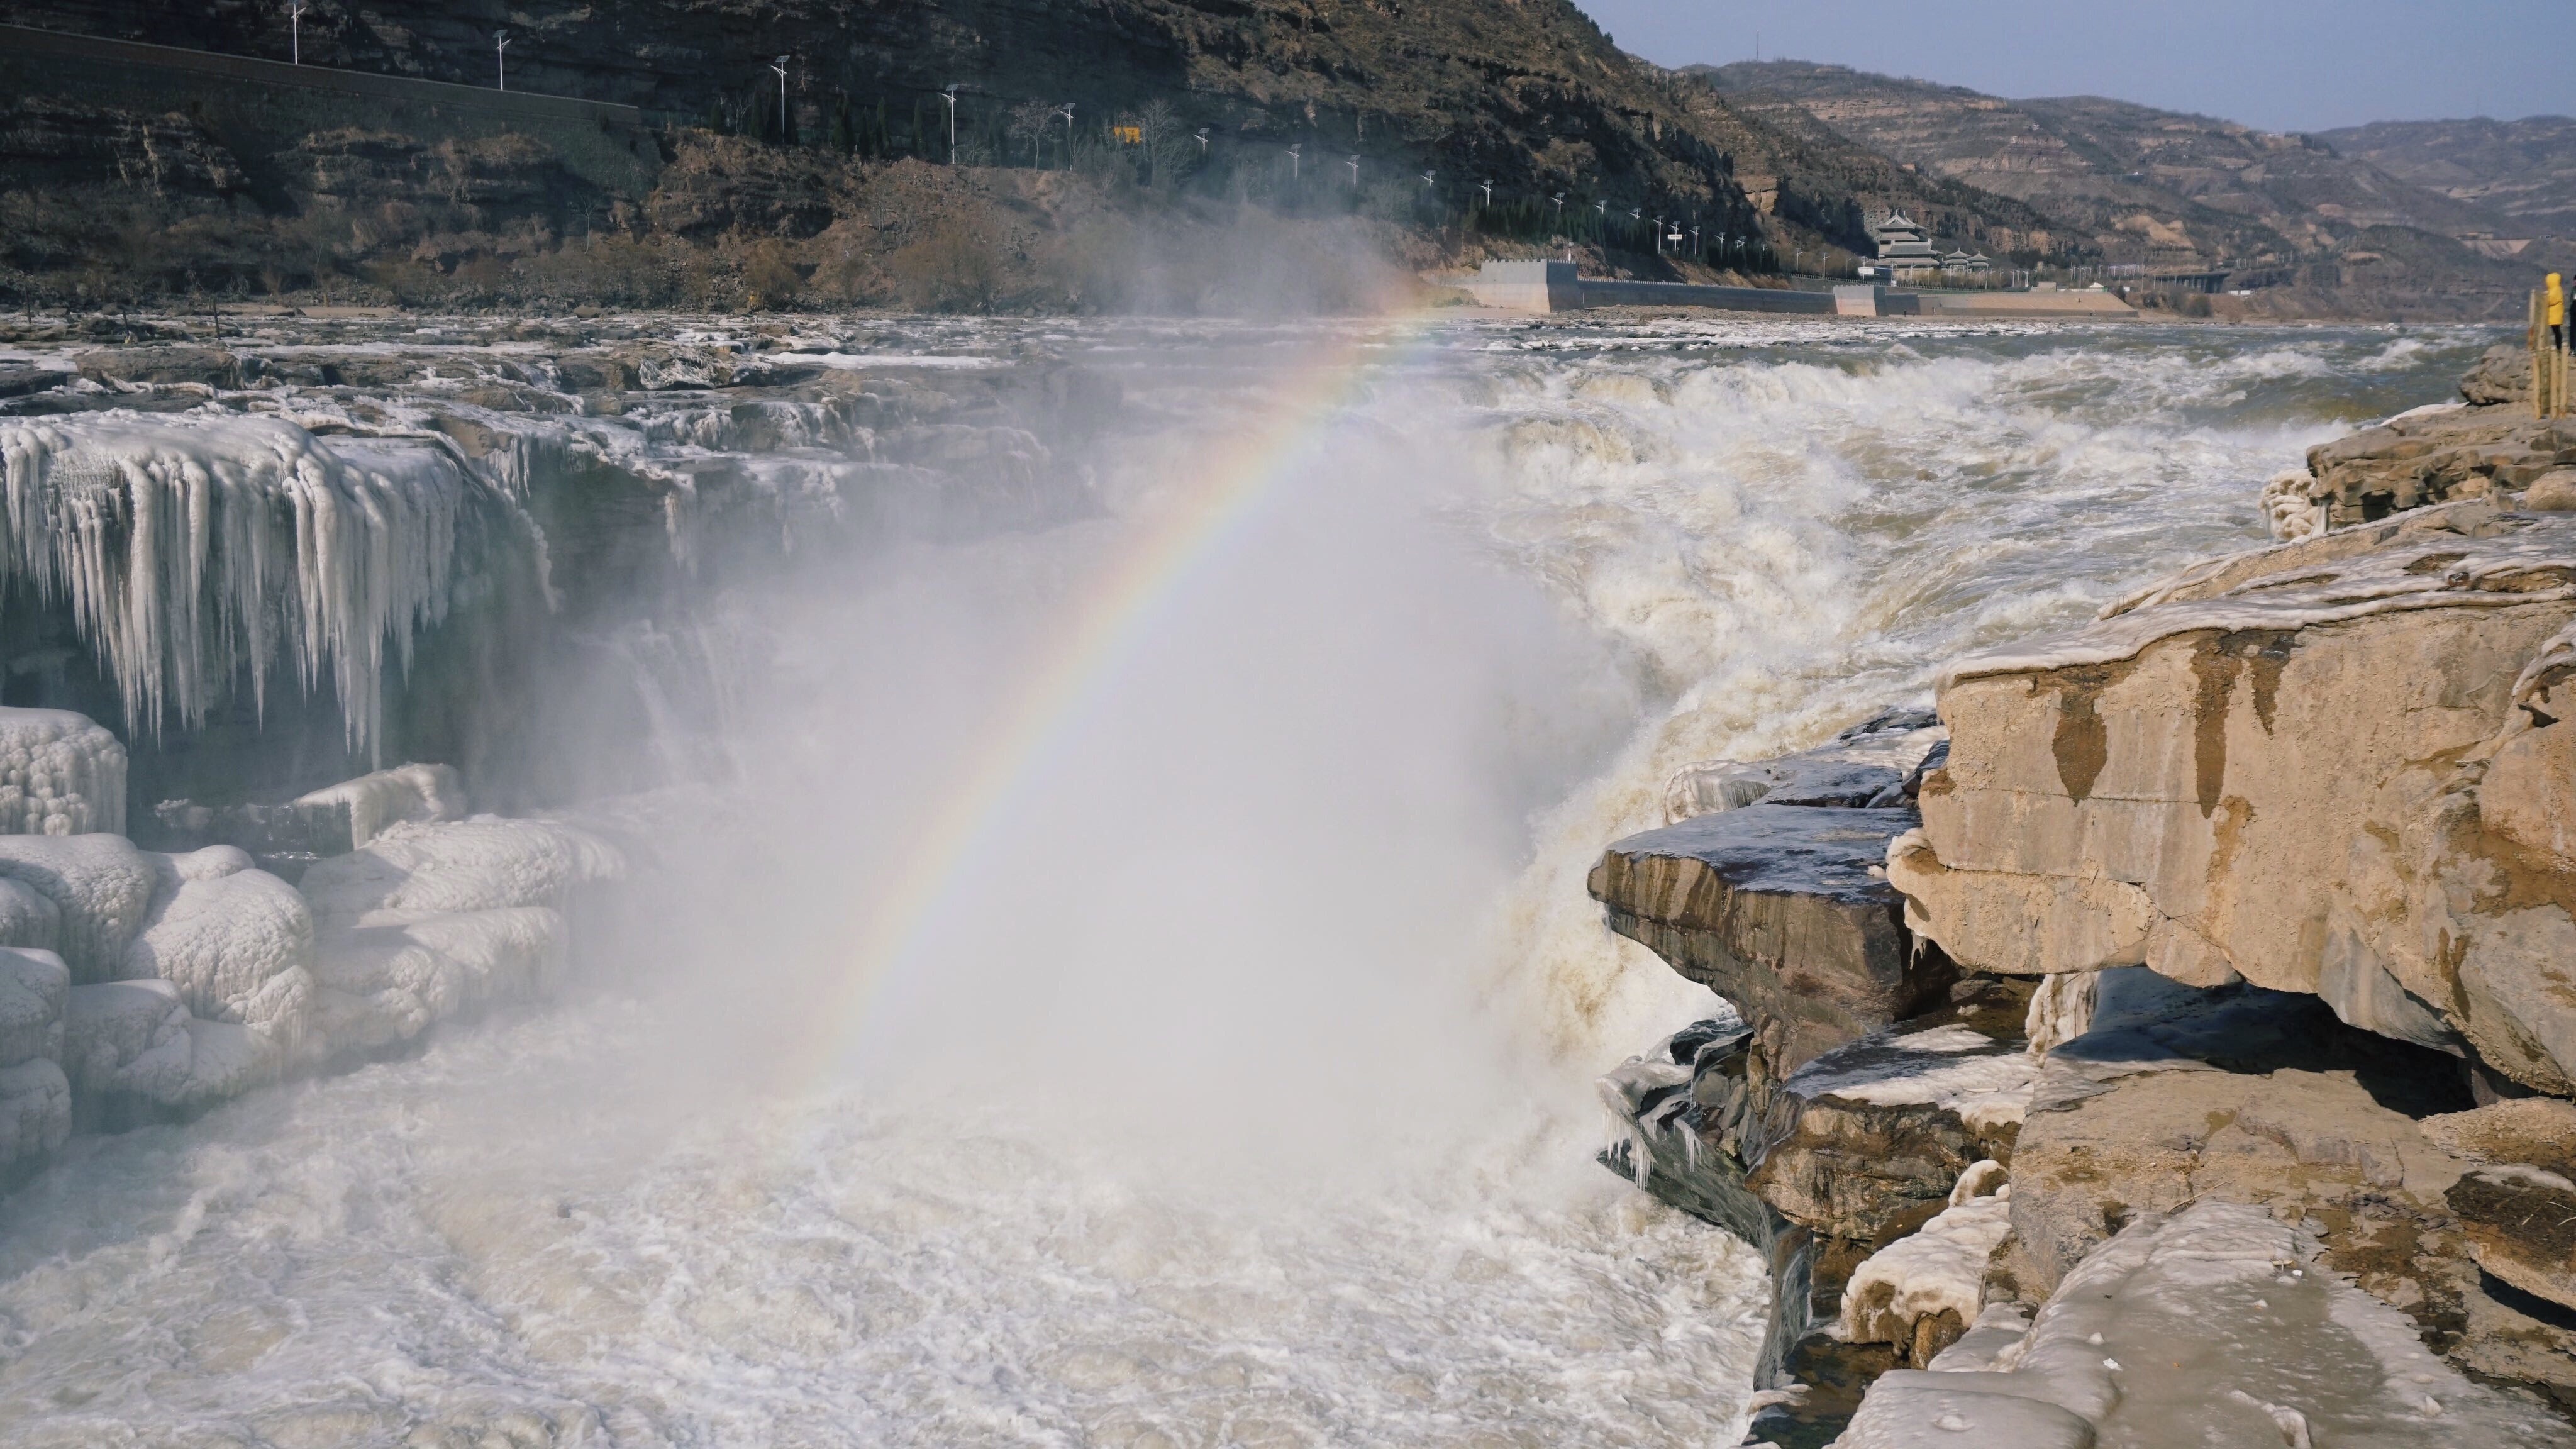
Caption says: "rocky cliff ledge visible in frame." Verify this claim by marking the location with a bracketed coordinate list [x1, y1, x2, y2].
[1594, 350, 2576, 1446]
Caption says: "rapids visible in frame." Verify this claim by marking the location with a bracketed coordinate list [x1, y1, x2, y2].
[0, 316, 2497, 1447]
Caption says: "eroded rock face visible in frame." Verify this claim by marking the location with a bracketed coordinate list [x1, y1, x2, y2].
[1893, 507, 2576, 1093]
[1592, 804, 1950, 1072]
[2258, 386, 2576, 539]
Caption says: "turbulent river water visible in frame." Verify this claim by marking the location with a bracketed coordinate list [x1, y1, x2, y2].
[0, 316, 2498, 1448]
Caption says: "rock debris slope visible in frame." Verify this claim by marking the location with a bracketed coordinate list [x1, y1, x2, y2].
[1592, 347, 2576, 1444]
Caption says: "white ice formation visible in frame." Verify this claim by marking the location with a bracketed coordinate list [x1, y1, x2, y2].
[1838, 1163, 2016, 1353]
[0, 708, 126, 835]
[121, 845, 315, 1033]
[0, 414, 501, 757]
[0, 698, 625, 1182]
[0, 833, 158, 980]
[301, 816, 624, 1053]
[1831, 1201, 2576, 1447]
[291, 761, 467, 847]
[0, 947, 69, 1181]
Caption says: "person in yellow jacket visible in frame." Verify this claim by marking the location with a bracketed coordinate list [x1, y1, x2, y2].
[2551, 272, 2565, 350]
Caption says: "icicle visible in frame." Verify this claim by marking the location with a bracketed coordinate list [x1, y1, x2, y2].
[0, 414, 509, 765]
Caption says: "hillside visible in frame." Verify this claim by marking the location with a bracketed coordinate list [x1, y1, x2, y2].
[2318, 115, 2576, 242]
[1699, 59, 2552, 317]
[0, 0, 1781, 310]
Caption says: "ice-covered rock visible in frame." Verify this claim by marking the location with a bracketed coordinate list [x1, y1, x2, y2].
[1592, 803, 1949, 1072]
[121, 845, 314, 1034]
[1664, 708, 1945, 822]
[0, 1058, 70, 1188]
[62, 979, 275, 1123]
[1832, 1201, 2576, 1448]
[0, 707, 126, 836]
[0, 946, 68, 1071]
[0, 833, 157, 981]
[0, 412, 504, 755]
[1757, 1018, 2036, 1245]
[0, 945, 70, 1182]
[299, 818, 624, 1055]
[290, 762, 466, 847]
[1838, 1163, 2014, 1365]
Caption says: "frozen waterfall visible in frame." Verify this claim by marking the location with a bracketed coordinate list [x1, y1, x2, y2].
[0, 414, 514, 759]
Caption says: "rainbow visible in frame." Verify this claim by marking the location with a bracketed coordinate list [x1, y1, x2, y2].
[789, 316, 1437, 1085]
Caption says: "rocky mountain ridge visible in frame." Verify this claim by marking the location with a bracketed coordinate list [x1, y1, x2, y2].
[1699, 58, 2573, 319]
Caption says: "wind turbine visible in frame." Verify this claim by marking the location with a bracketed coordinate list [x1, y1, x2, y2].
[772, 56, 791, 140]
[1552, 192, 1565, 222]
[1653, 213, 1665, 254]
[1195, 126, 1210, 153]
[1286, 142, 1300, 179]
[1345, 153, 1359, 186]
[1420, 169, 1435, 189]
[493, 31, 509, 91]
[940, 85, 959, 164]
[1479, 179, 1493, 207]
[289, 1, 306, 65]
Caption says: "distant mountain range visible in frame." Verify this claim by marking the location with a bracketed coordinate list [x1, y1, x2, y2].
[1694, 59, 2574, 316]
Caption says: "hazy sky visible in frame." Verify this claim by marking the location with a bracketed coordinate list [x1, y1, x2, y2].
[1577, 0, 2570, 133]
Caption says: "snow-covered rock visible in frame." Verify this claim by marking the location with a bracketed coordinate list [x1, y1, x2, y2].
[1833, 1201, 2576, 1448]
[0, 947, 68, 1071]
[1838, 1164, 2014, 1365]
[0, 833, 157, 980]
[300, 818, 624, 1055]
[0, 1058, 69, 1187]
[0, 877, 64, 956]
[120, 845, 314, 1035]
[291, 762, 467, 847]
[0, 707, 126, 836]
[62, 979, 275, 1122]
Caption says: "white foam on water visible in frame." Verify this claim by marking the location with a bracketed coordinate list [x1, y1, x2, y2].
[0, 318, 2501, 1445]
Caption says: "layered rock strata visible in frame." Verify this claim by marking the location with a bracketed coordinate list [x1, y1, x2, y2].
[2259, 345, 2576, 540]
[1593, 712, 1954, 1072]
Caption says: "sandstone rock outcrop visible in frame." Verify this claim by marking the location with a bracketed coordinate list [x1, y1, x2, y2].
[2257, 352, 2576, 540]
[1892, 504, 2576, 1096]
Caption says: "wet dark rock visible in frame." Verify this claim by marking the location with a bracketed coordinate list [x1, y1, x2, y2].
[1591, 802, 1952, 1072]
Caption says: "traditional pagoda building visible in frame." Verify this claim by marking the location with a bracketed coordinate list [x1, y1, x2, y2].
[1871, 213, 1941, 277]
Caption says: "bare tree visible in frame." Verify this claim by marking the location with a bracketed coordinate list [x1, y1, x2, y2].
[1136, 99, 1179, 187]
[1008, 99, 1056, 169]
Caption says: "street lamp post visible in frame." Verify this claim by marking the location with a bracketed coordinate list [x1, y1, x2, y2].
[493, 31, 509, 91]
[1653, 214, 1665, 255]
